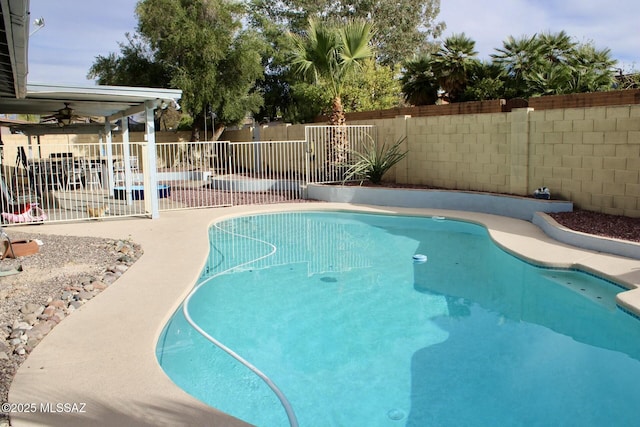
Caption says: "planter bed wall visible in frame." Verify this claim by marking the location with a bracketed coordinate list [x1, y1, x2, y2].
[307, 184, 573, 221]
[533, 213, 640, 260]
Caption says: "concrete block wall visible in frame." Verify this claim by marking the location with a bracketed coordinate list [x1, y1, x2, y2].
[353, 106, 639, 217]
[222, 104, 639, 217]
[224, 124, 306, 142]
[529, 105, 640, 217]
[395, 112, 512, 193]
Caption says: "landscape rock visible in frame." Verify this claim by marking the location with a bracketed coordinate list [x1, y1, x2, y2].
[0, 233, 143, 423]
[20, 303, 43, 315]
[69, 301, 83, 310]
[75, 291, 94, 301]
[21, 313, 39, 326]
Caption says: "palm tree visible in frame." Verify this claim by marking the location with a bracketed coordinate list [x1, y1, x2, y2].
[401, 53, 440, 105]
[567, 44, 616, 93]
[525, 61, 573, 96]
[433, 33, 479, 102]
[491, 34, 543, 97]
[461, 61, 505, 101]
[492, 31, 616, 97]
[289, 19, 375, 177]
[289, 18, 375, 126]
[538, 31, 576, 64]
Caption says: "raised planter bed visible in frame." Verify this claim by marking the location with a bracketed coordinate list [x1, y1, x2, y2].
[533, 213, 640, 260]
[307, 183, 573, 221]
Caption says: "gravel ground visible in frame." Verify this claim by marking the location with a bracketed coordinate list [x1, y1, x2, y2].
[0, 197, 637, 426]
[0, 232, 142, 426]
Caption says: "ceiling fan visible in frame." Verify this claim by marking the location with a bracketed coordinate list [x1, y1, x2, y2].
[40, 103, 83, 127]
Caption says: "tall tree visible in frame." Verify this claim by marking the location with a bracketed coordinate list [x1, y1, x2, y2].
[88, 32, 175, 129]
[288, 58, 402, 122]
[461, 61, 505, 101]
[491, 34, 543, 98]
[90, 0, 266, 140]
[288, 18, 375, 126]
[400, 53, 439, 106]
[492, 32, 616, 98]
[289, 18, 375, 174]
[433, 33, 479, 102]
[567, 43, 617, 92]
[248, 0, 444, 66]
[248, 0, 444, 122]
[340, 59, 403, 112]
[88, 33, 171, 88]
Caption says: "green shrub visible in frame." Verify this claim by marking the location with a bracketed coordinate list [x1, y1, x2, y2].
[342, 136, 408, 184]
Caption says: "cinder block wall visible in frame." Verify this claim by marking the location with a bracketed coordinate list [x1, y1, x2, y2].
[225, 103, 640, 217]
[223, 124, 306, 142]
[528, 105, 639, 216]
[401, 113, 511, 193]
[360, 105, 639, 217]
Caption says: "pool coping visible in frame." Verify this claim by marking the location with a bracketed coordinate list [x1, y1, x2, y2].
[8, 203, 640, 427]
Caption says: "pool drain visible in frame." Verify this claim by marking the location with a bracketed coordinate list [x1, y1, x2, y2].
[387, 408, 405, 420]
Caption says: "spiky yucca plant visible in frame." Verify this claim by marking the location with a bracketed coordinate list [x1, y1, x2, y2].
[342, 136, 408, 184]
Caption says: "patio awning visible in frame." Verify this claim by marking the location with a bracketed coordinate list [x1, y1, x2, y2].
[0, 83, 182, 135]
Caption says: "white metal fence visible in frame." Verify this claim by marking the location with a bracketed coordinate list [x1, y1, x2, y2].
[0, 141, 150, 224]
[0, 125, 375, 225]
[305, 125, 376, 183]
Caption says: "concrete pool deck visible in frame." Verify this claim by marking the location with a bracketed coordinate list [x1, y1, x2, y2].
[8, 203, 640, 427]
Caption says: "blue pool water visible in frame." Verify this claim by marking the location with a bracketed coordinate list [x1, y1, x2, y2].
[156, 212, 640, 426]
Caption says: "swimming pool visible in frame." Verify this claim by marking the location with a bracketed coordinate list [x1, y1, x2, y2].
[156, 211, 640, 426]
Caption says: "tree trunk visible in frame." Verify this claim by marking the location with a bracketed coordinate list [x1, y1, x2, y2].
[190, 127, 200, 142]
[327, 96, 348, 180]
[328, 96, 346, 126]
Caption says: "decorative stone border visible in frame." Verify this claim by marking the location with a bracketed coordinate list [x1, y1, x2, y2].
[307, 183, 573, 221]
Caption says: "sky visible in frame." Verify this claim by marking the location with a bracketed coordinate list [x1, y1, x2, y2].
[27, 0, 640, 86]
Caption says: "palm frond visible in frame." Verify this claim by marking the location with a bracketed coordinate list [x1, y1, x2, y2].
[339, 20, 375, 66]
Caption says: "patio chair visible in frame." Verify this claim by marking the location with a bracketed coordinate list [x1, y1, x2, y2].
[52, 162, 65, 191]
[113, 160, 125, 187]
[40, 159, 64, 191]
[113, 156, 139, 187]
[64, 159, 85, 191]
[84, 160, 102, 189]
